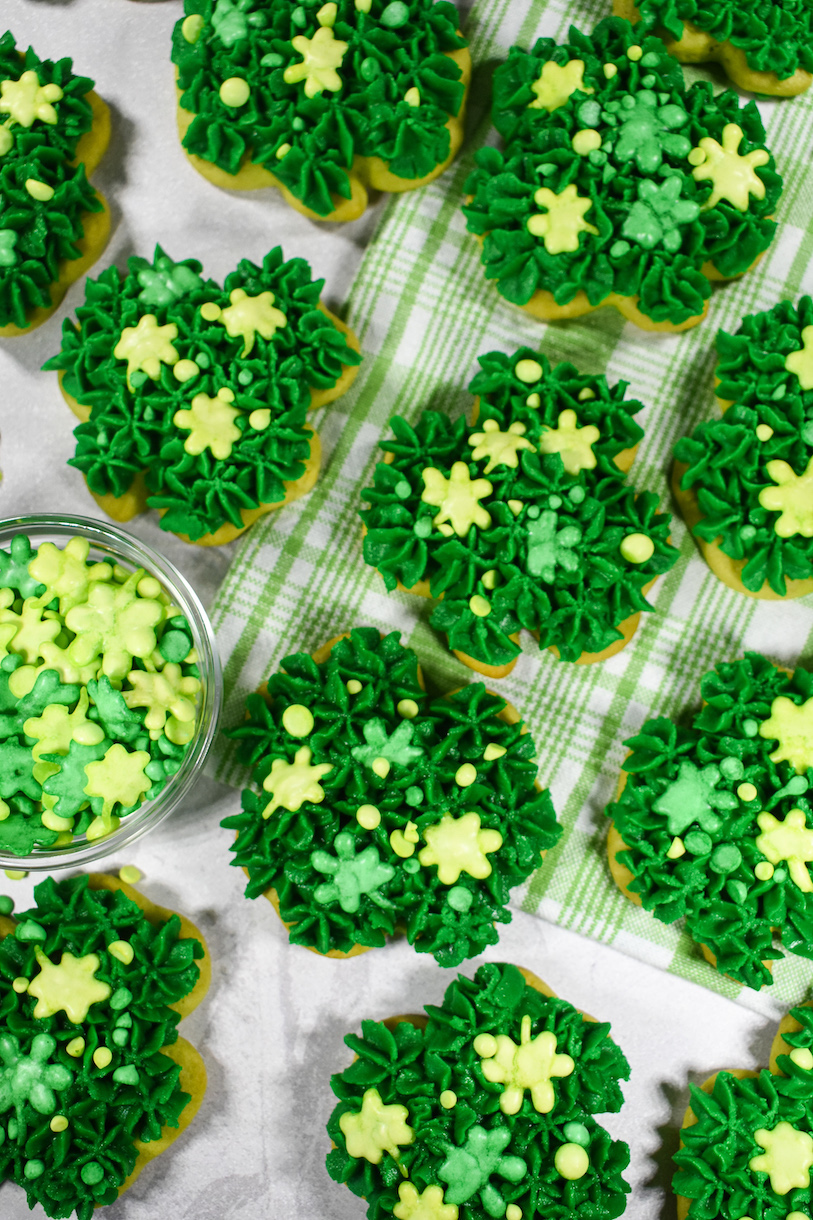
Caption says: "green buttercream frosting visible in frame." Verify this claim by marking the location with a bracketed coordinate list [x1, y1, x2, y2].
[171, 0, 467, 217]
[222, 629, 561, 964]
[675, 296, 813, 596]
[326, 962, 631, 1218]
[0, 873, 204, 1220]
[44, 245, 361, 541]
[0, 31, 104, 330]
[463, 17, 781, 327]
[360, 347, 677, 668]
[608, 652, 813, 990]
[674, 1004, 813, 1216]
[636, 0, 813, 80]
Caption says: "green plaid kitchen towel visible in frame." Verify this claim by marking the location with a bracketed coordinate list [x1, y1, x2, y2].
[210, 0, 813, 1018]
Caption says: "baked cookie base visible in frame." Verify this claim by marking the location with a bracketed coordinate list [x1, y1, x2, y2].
[614, 0, 813, 97]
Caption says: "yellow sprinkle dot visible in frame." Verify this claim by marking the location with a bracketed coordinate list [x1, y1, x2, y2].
[107, 940, 134, 965]
[347, 680, 362, 694]
[200, 301, 221, 321]
[627, 45, 643, 61]
[182, 13, 205, 42]
[481, 569, 498, 590]
[66, 1038, 85, 1058]
[137, 576, 162, 599]
[440, 1090, 457, 1109]
[317, 2, 338, 25]
[249, 409, 271, 430]
[687, 147, 706, 167]
[119, 866, 142, 885]
[555, 1142, 589, 1180]
[666, 837, 685, 859]
[469, 595, 491, 617]
[397, 699, 419, 719]
[26, 179, 55, 202]
[404, 821, 419, 844]
[526, 393, 540, 408]
[506, 1207, 523, 1220]
[220, 77, 250, 107]
[515, 358, 543, 383]
[42, 811, 73, 832]
[572, 129, 602, 156]
[405, 87, 421, 107]
[508, 500, 524, 516]
[276, 142, 292, 159]
[483, 743, 506, 761]
[603, 63, 617, 78]
[737, 782, 758, 802]
[173, 359, 199, 383]
[12, 977, 28, 994]
[620, 533, 654, 563]
[473, 1032, 497, 1057]
[356, 805, 381, 830]
[50, 1116, 68, 1133]
[755, 861, 774, 880]
[282, 705, 314, 737]
[372, 757, 391, 778]
[756, 424, 773, 441]
[355, 0, 372, 9]
[455, 764, 477, 787]
[790, 1047, 813, 1070]
[93, 1048, 112, 1069]
[578, 388, 596, 401]
[390, 828, 415, 858]
[4, 870, 27, 880]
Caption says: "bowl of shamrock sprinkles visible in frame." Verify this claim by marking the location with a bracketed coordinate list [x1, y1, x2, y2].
[0, 514, 222, 867]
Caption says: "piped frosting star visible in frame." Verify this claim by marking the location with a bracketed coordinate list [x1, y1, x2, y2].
[421, 463, 493, 536]
[537, 409, 599, 475]
[283, 26, 349, 98]
[760, 696, 813, 773]
[749, 1121, 813, 1194]
[528, 59, 592, 112]
[527, 184, 599, 255]
[468, 420, 536, 473]
[756, 809, 813, 892]
[418, 812, 503, 884]
[474, 1015, 575, 1115]
[261, 745, 333, 818]
[758, 456, 813, 538]
[689, 123, 769, 212]
[339, 1087, 414, 1163]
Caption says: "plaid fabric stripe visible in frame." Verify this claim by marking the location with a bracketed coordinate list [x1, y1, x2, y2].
[211, 0, 813, 1018]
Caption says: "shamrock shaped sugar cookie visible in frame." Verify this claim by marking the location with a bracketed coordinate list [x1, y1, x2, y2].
[615, 0, 813, 98]
[327, 962, 631, 1220]
[463, 17, 781, 332]
[171, 0, 471, 221]
[674, 1004, 813, 1219]
[361, 347, 678, 677]
[674, 296, 813, 600]
[0, 872, 209, 1220]
[222, 628, 561, 965]
[607, 652, 813, 991]
[45, 245, 361, 545]
[0, 30, 111, 336]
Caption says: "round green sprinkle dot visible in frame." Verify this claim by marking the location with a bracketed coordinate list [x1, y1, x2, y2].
[195, 352, 210, 369]
[130, 370, 148, 389]
[548, 495, 562, 509]
[159, 629, 192, 664]
[292, 6, 307, 27]
[774, 868, 788, 883]
[238, 369, 254, 386]
[112, 1028, 129, 1047]
[405, 786, 423, 806]
[719, 757, 745, 781]
[110, 987, 132, 1011]
[24, 1160, 44, 1180]
[684, 830, 712, 856]
[610, 240, 630, 258]
[710, 844, 742, 874]
[563, 1122, 590, 1148]
[81, 1162, 105, 1186]
[414, 518, 432, 538]
[292, 116, 306, 131]
[726, 880, 748, 904]
[0, 896, 13, 915]
[527, 505, 540, 519]
[740, 525, 757, 541]
[113, 1065, 140, 1086]
[16, 920, 46, 942]
[261, 52, 284, 67]
[742, 719, 758, 737]
[447, 886, 473, 912]
[360, 57, 381, 81]
[403, 857, 420, 874]
[569, 486, 586, 504]
[395, 479, 411, 500]
[380, 1, 410, 28]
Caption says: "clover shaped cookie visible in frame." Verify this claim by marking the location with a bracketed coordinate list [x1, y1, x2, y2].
[607, 652, 813, 991]
[45, 245, 361, 545]
[223, 629, 560, 965]
[0, 31, 111, 336]
[674, 1004, 813, 1220]
[361, 347, 678, 677]
[171, 0, 471, 221]
[674, 296, 813, 600]
[327, 962, 631, 1220]
[0, 871, 209, 1220]
[463, 17, 781, 333]
[615, 0, 813, 98]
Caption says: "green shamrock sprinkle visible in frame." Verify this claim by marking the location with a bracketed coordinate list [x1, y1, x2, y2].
[65, 570, 164, 681]
[312, 832, 395, 913]
[622, 177, 700, 254]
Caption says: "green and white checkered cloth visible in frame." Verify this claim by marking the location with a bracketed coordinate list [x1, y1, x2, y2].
[210, 0, 813, 1018]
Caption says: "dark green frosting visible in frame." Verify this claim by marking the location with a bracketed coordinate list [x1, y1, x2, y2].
[361, 347, 677, 668]
[608, 652, 813, 991]
[463, 18, 781, 327]
[44, 245, 361, 541]
[326, 962, 631, 1219]
[222, 629, 560, 965]
[171, 0, 467, 217]
[0, 30, 103, 330]
[675, 296, 813, 597]
[0, 872, 204, 1220]
[674, 1004, 813, 1217]
[636, 0, 813, 80]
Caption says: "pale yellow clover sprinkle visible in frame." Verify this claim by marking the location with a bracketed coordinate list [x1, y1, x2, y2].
[620, 534, 654, 563]
[282, 705, 314, 737]
[284, 26, 349, 98]
[689, 123, 769, 211]
[760, 696, 813, 772]
[261, 746, 332, 819]
[555, 1143, 589, 1180]
[174, 388, 242, 461]
[339, 1087, 414, 1163]
[528, 59, 592, 112]
[474, 1014, 574, 1115]
[203, 288, 287, 357]
[790, 1048, 813, 1070]
[758, 456, 813, 538]
[0, 70, 63, 126]
[421, 463, 492, 536]
[122, 664, 200, 737]
[114, 315, 179, 390]
[419, 812, 503, 884]
[28, 947, 111, 1023]
[394, 1182, 459, 1220]
[572, 129, 601, 156]
[24, 687, 99, 760]
[786, 326, 813, 390]
[749, 1121, 813, 1194]
[756, 809, 813, 892]
[527, 184, 599, 255]
[469, 419, 536, 474]
[538, 408, 599, 475]
[83, 744, 152, 819]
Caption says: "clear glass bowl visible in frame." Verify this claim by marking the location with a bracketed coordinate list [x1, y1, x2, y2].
[0, 513, 222, 870]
